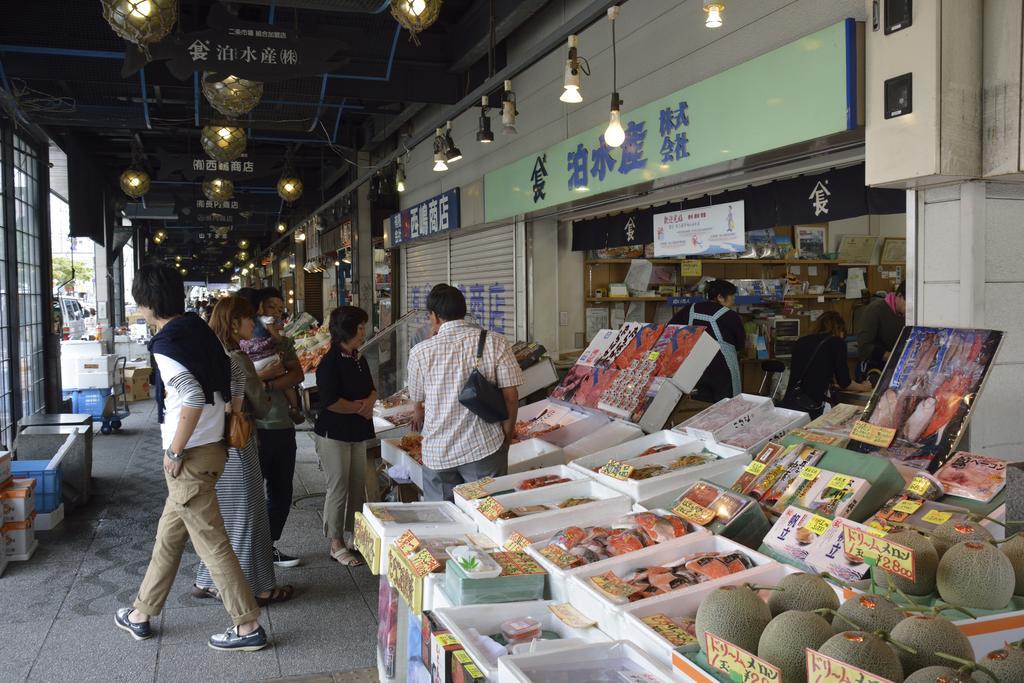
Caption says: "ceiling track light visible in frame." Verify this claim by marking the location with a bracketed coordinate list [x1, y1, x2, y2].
[476, 96, 494, 144]
[560, 34, 588, 104]
[604, 7, 625, 148]
[703, 1, 724, 28]
[444, 121, 463, 163]
[501, 80, 518, 135]
[432, 127, 448, 172]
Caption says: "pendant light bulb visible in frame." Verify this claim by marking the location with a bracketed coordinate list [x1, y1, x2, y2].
[276, 222, 287, 234]
[560, 35, 583, 104]
[395, 163, 406, 192]
[501, 80, 518, 135]
[704, 1, 724, 28]
[605, 93, 625, 148]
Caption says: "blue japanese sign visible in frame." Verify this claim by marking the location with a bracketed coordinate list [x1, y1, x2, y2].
[387, 188, 461, 248]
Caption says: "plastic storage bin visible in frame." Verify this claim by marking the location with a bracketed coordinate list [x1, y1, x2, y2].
[498, 639, 679, 683]
[61, 388, 113, 417]
[507, 439, 565, 473]
[10, 460, 61, 513]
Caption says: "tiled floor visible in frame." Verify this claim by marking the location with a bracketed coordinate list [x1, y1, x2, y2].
[0, 401, 379, 683]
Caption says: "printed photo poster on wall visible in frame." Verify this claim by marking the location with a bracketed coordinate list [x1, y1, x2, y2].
[653, 201, 745, 257]
[849, 326, 1003, 471]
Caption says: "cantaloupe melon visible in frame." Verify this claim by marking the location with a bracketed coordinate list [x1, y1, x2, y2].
[835, 593, 906, 634]
[695, 585, 772, 656]
[930, 520, 993, 557]
[999, 533, 1024, 596]
[758, 611, 833, 683]
[872, 530, 939, 596]
[818, 631, 905, 682]
[890, 615, 974, 673]
[767, 573, 840, 622]
[936, 541, 1015, 611]
[972, 647, 1024, 683]
[906, 666, 966, 683]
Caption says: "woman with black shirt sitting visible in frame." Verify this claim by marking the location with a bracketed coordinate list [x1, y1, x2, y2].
[786, 311, 872, 419]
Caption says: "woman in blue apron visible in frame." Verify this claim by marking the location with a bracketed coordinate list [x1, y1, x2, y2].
[669, 279, 745, 402]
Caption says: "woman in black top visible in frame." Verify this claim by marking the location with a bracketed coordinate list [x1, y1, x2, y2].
[668, 279, 746, 403]
[314, 306, 376, 566]
[787, 312, 872, 419]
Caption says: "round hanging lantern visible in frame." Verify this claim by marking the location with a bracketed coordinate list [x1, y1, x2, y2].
[201, 125, 246, 162]
[238, 239, 250, 249]
[203, 177, 234, 202]
[119, 168, 150, 198]
[101, 0, 178, 46]
[390, 0, 442, 43]
[277, 175, 303, 203]
[202, 73, 264, 118]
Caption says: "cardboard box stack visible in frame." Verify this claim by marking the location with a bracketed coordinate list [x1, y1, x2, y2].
[123, 366, 152, 402]
[0, 451, 38, 563]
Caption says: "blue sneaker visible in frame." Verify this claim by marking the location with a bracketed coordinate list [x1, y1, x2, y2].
[208, 625, 269, 652]
[114, 608, 153, 641]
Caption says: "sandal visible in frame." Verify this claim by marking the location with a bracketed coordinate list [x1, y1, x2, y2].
[256, 584, 295, 606]
[330, 546, 364, 566]
[191, 585, 221, 601]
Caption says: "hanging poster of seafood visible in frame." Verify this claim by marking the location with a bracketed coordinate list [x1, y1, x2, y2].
[849, 326, 1003, 471]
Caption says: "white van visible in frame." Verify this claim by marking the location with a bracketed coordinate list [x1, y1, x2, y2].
[55, 297, 87, 341]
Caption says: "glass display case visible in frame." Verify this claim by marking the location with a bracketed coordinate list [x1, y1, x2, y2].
[359, 309, 433, 401]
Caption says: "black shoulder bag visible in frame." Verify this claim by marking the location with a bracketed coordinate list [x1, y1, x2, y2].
[778, 336, 831, 414]
[458, 330, 509, 423]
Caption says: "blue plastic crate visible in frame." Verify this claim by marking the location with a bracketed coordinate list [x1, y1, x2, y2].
[61, 388, 113, 417]
[11, 460, 62, 513]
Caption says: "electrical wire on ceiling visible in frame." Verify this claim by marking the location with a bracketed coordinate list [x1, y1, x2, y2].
[9, 78, 76, 114]
[316, 120, 376, 169]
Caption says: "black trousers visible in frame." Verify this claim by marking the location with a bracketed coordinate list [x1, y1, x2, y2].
[256, 427, 297, 543]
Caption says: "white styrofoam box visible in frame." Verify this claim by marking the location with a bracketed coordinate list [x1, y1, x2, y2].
[525, 512, 711, 603]
[562, 420, 644, 462]
[453, 465, 591, 518]
[568, 430, 749, 506]
[618, 563, 797, 666]
[373, 416, 397, 433]
[715, 406, 810, 454]
[0, 450, 9, 485]
[662, 327, 723, 394]
[59, 340, 104, 358]
[380, 438, 425, 490]
[507, 439, 565, 474]
[361, 501, 475, 573]
[61, 355, 118, 374]
[565, 534, 777, 636]
[423, 572, 453, 612]
[433, 600, 611, 682]
[519, 358, 559, 398]
[638, 378, 684, 434]
[471, 479, 632, 545]
[674, 393, 774, 442]
[514, 399, 609, 449]
[34, 502, 64, 531]
[498, 639, 681, 683]
[62, 369, 118, 390]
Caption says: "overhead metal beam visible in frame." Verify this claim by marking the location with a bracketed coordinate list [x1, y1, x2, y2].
[446, 0, 550, 73]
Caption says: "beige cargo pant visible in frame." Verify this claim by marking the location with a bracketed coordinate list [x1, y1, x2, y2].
[133, 441, 261, 626]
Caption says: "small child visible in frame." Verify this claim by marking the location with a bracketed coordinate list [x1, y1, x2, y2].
[240, 317, 305, 424]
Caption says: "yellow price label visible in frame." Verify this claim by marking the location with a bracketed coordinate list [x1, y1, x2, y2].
[454, 477, 494, 500]
[827, 474, 855, 490]
[680, 259, 703, 277]
[641, 614, 698, 647]
[843, 524, 915, 581]
[408, 548, 441, 577]
[850, 420, 897, 448]
[394, 529, 422, 558]
[791, 428, 840, 445]
[906, 475, 936, 498]
[477, 496, 506, 522]
[800, 466, 822, 481]
[539, 544, 577, 569]
[504, 532, 532, 553]
[647, 351, 661, 361]
[672, 498, 716, 526]
[803, 515, 833, 536]
[892, 499, 923, 515]
[921, 509, 953, 526]
[807, 648, 895, 683]
[706, 632, 782, 682]
[745, 461, 767, 476]
[590, 571, 643, 599]
[598, 460, 636, 481]
[548, 603, 596, 629]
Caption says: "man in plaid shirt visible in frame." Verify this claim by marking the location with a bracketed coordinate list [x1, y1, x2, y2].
[408, 285, 522, 501]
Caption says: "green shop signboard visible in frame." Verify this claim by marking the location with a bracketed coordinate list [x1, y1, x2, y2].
[484, 19, 858, 223]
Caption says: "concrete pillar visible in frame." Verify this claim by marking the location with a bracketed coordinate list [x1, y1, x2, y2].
[354, 151, 374, 310]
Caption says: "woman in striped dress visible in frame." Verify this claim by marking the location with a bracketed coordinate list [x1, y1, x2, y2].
[193, 295, 294, 605]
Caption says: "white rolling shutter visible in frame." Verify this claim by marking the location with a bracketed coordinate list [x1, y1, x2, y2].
[401, 238, 450, 315]
[450, 225, 517, 340]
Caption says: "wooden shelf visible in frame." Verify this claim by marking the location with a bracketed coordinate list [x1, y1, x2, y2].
[586, 297, 666, 303]
[584, 258, 872, 266]
[782, 293, 846, 300]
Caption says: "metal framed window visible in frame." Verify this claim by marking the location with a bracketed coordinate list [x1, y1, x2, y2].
[13, 134, 45, 422]
[0, 134, 10, 448]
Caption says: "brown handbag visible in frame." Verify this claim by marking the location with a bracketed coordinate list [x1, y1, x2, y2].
[226, 407, 253, 449]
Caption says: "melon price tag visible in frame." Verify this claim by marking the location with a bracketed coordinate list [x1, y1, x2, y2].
[641, 614, 698, 647]
[843, 524, 915, 582]
[672, 498, 716, 526]
[850, 421, 897, 448]
[590, 571, 643, 599]
[504, 532, 532, 553]
[799, 466, 822, 481]
[826, 474, 855, 490]
[548, 603, 596, 629]
[477, 497, 506, 522]
[906, 475, 936, 498]
[598, 460, 635, 481]
[920, 509, 953, 525]
[454, 477, 494, 500]
[538, 544, 577, 569]
[408, 548, 441, 577]
[892, 499, 923, 515]
[706, 632, 782, 682]
[744, 461, 767, 476]
[803, 515, 832, 536]
[394, 530, 422, 557]
[806, 647, 895, 683]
